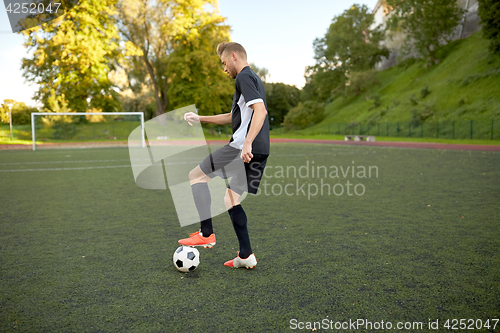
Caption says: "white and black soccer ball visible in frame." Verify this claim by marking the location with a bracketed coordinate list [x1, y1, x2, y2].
[173, 246, 200, 272]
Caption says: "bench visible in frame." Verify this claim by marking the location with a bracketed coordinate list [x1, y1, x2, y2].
[344, 135, 376, 142]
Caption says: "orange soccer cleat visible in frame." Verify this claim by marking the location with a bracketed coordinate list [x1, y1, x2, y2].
[178, 231, 216, 248]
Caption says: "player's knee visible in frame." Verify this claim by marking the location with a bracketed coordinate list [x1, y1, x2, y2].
[189, 167, 210, 185]
[188, 168, 199, 182]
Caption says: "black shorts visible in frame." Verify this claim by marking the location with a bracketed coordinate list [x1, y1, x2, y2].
[199, 144, 268, 195]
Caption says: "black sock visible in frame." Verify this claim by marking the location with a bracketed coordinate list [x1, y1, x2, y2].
[191, 183, 213, 237]
[228, 204, 252, 259]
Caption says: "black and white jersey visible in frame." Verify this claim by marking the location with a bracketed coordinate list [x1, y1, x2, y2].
[229, 66, 270, 155]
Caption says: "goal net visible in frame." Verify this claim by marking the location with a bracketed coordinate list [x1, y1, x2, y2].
[31, 112, 145, 150]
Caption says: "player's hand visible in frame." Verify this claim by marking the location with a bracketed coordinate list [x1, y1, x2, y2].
[184, 112, 200, 126]
[241, 141, 253, 163]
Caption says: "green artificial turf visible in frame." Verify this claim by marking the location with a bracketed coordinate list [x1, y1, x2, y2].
[1, 144, 499, 332]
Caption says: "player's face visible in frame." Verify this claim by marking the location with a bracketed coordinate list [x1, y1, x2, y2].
[221, 54, 236, 79]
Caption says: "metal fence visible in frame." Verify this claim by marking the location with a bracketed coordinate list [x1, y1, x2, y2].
[2, 119, 500, 142]
[271, 119, 500, 140]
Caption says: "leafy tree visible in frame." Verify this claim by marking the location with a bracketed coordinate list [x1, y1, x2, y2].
[478, 0, 500, 56]
[21, 0, 123, 112]
[119, 84, 157, 120]
[264, 82, 300, 126]
[301, 64, 344, 102]
[305, 4, 388, 102]
[322, 5, 389, 72]
[282, 101, 325, 130]
[39, 91, 81, 139]
[166, 3, 233, 116]
[386, 0, 464, 64]
[107, 56, 157, 120]
[0, 99, 39, 125]
[346, 70, 380, 96]
[116, 0, 171, 117]
[117, 0, 231, 117]
[0, 99, 17, 124]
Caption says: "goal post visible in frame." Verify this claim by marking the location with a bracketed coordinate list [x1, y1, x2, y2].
[31, 112, 145, 150]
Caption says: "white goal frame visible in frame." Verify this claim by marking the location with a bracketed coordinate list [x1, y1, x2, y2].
[31, 112, 145, 151]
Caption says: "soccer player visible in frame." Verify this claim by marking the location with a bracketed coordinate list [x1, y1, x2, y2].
[178, 42, 270, 269]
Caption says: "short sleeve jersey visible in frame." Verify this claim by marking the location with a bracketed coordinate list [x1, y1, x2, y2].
[229, 66, 270, 155]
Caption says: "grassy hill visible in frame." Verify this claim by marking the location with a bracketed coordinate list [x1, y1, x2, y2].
[317, 32, 500, 126]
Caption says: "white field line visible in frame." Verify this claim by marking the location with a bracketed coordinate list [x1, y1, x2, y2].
[0, 165, 146, 172]
[0, 159, 146, 166]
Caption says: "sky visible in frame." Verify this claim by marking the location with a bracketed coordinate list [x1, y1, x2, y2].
[0, 0, 379, 107]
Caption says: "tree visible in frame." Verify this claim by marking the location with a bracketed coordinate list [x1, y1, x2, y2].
[345, 69, 380, 96]
[0, 99, 17, 124]
[109, 67, 157, 120]
[21, 0, 123, 112]
[116, 0, 232, 117]
[478, 0, 500, 56]
[264, 82, 300, 126]
[301, 65, 344, 102]
[304, 4, 388, 102]
[386, 0, 464, 64]
[322, 5, 389, 73]
[116, 0, 171, 118]
[166, 2, 233, 116]
[33, 91, 82, 140]
[0, 99, 39, 125]
[282, 101, 325, 130]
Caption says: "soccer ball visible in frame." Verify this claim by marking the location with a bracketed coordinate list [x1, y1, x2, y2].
[173, 246, 200, 272]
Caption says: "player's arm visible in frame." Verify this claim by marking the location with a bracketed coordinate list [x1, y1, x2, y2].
[184, 112, 232, 125]
[200, 113, 232, 125]
[241, 102, 267, 163]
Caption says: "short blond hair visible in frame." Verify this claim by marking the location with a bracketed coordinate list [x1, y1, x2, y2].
[216, 42, 247, 60]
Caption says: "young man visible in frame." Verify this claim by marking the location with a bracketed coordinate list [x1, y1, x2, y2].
[178, 42, 270, 269]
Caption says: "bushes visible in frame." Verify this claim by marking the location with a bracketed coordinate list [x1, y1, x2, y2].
[41, 92, 80, 139]
[409, 95, 419, 106]
[282, 101, 325, 131]
[478, 0, 500, 56]
[346, 70, 380, 96]
[372, 94, 382, 108]
[51, 121, 79, 139]
[411, 101, 435, 125]
[420, 85, 431, 99]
